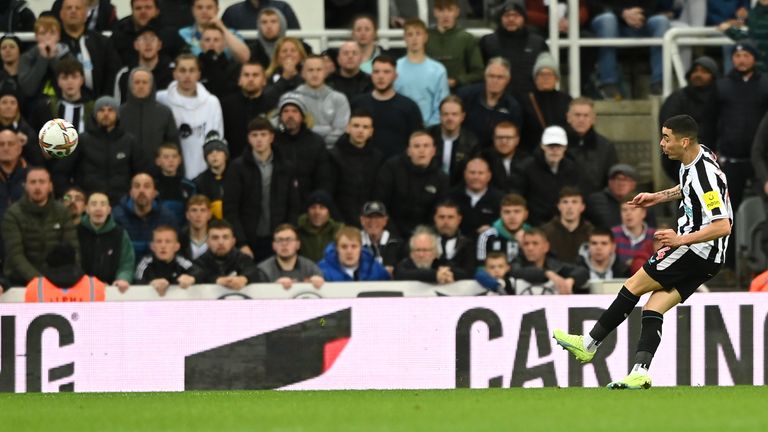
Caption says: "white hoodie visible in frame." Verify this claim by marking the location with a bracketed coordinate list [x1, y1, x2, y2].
[157, 82, 224, 179]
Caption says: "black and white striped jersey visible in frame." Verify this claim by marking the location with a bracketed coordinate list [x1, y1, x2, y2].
[676, 145, 732, 263]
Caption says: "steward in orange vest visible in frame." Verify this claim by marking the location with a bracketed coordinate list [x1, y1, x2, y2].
[24, 243, 106, 302]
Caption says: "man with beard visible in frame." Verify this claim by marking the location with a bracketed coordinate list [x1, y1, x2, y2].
[394, 225, 458, 284]
[565, 97, 618, 195]
[427, 95, 478, 186]
[432, 201, 475, 279]
[482, 121, 529, 194]
[257, 224, 324, 289]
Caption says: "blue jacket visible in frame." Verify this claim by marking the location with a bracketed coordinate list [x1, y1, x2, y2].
[112, 197, 180, 259]
[318, 243, 391, 282]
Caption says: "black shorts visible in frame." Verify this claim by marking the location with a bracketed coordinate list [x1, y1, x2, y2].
[642, 245, 722, 302]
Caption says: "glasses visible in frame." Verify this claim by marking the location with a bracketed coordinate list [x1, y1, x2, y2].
[63, 194, 85, 203]
[273, 237, 297, 244]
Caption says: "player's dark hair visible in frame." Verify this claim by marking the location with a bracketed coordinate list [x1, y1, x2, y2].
[663, 115, 699, 143]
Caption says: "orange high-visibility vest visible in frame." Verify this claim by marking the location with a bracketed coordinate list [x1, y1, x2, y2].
[24, 275, 106, 302]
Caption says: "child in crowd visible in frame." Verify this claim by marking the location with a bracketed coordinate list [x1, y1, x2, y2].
[193, 133, 228, 219]
[154, 142, 196, 223]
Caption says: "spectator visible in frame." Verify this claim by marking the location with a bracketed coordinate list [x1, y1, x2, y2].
[359, 200, 404, 274]
[0, 0, 35, 33]
[318, 225, 390, 281]
[179, 194, 211, 260]
[52, 0, 116, 32]
[394, 225, 457, 283]
[110, 0, 184, 66]
[135, 225, 193, 296]
[157, 53, 224, 180]
[458, 57, 523, 147]
[353, 14, 388, 74]
[720, 1, 768, 71]
[179, 0, 250, 63]
[476, 193, 530, 263]
[525, 0, 589, 36]
[114, 26, 175, 102]
[350, 55, 423, 159]
[0, 85, 44, 166]
[257, 223, 325, 289]
[248, 8, 287, 68]
[586, 163, 644, 230]
[520, 53, 572, 153]
[112, 172, 180, 259]
[221, 62, 280, 159]
[24, 242, 105, 302]
[2, 167, 78, 286]
[265, 37, 307, 91]
[0, 129, 27, 222]
[0, 35, 21, 85]
[153, 142, 196, 222]
[291, 55, 350, 148]
[474, 251, 515, 293]
[197, 24, 241, 99]
[18, 16, 74, 100]
[482, 121, 529, 194]
[297, 190, 343, 263]
[222, 0, 300, 30]
[183, 219, 266, 289]
[433, 200, 475, 280]
[395, 18, 450, 127]
[426, 0, 484, 91]
[375, 131, 449, 237]
[194, 136, 228, 219]
[576, 228, 629, 280]
[327, 41, 372, 104]
[78, 191, 134, 290]
[61, 186, 86, 226]
[58, 0, 121, 96]
[590, 1, 671, 98]
[707, 0, 749, 71]
[224, 117, 300, 263]
[611, 201, 655, 269]
[31, 57, 92, 133]
[565, 97, 618, 195]
[328, 110, 384, 225]
[522, 125, 580, 226]
[119, 67, 180, 171]
[509, 228, 589, 294]
[449, 156, 503, 238]
[479, 1, 547, 96]
[541, 187, 593, 264]
[273, 93, 333, 207]
[427, 95, 479, 186]
[659, 56, 719, 181]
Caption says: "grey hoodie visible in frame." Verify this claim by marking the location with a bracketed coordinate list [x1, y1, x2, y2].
[256, 6, 288, 60]
[292, 84, 350, 149]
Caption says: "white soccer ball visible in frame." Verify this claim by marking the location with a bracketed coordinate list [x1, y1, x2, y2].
[39, 118, 79, 159]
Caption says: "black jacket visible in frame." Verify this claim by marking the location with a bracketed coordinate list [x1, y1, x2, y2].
[521, 89, 572, 154]
[393, 257, 465, 282]
[116, 55, 175, 102]
[585, 187, 656, 230]
[187, 249, 265, 284]
[60, 29, 122, 97]
[427, 124, 479, 186]
[119, 86, 179, 171]
[482, 148, 530, 194]
[716, 69, 768, 157]
[274, 125, 333, 207]
[221, 90, 281, 159]
[327, 71, 372, 104]
[438, 233, 476, 280]
[199, 50, 240, 99]
[0, 1, 34, 32]
[565, 127, 618, 196]
[135, 254, 193, 284]
[522, 150, 580, 226]
[510, 254, 589, 294]
[448, 185, 504, 238]
[110, 16, 184, 66]
[458, 83, 524, 148]
[328, 134, 384, 225]
[479, 26, 547, 96]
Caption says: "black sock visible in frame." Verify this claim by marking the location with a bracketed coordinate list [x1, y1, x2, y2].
[634, 310, 664, 369]
[589, 286, 640, 343]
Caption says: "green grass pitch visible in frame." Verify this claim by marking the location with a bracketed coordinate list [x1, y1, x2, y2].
[1, 387, 766, 431]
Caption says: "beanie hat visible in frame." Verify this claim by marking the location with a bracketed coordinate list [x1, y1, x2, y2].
[203, 130, 230, 158]
[532, 52, 560, 80]
[686, 55, 720, 80]
[734, 40, 759, 59]
[306, 190, 335, 211]
[497, 0, 527, 21]
[94, 96, 120, 113]
[278, 92, 308, 116]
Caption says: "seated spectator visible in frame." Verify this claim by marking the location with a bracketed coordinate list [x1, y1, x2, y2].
[353, 14, 388, 74]
[135, 225, 194, 296]
[394, 225, 457, 283]
[222, 0, 300, 30]
[449, 156, 503, 238]
[265, 36, 307, 91]
[18, 15, 74, 100]
[577, 228, 630, 280]
[0, 89, 44, 170]
[318, 225, 390, 282]
[433, 200, 475, 280]
[179, 194, 211, 260]
[520, 53, 572, 153]
[78, 191, 134, 291]
[257, 223, 324, 289]
[110, 0, 184, 67]
[0, 128, 28, 226]
[350, 55, 423, 159]
[112, 172, 180, 259]
[541, 187, 594, 264]
[327, 41, 372, 104]
[61, 186, 86, 226]
[179, 0, 250, 63]
[565, 97, 618, 195]
[114, 26, 175, 102]
[586, 163, 655, 230]
[612, 201, 656, 270]
[476, 193, 530, 263]
[329, 110, 384, 225]
[297, 191, 343, 263]
[24, 243, 105, 302]
[482, 121, 529, 194]
[291, 55, 350, 148]
[426, 0, 484, 91]
[0, 35, 21, 85]
[375, 131, 449, 237]
[510, 228, 589, 294]
[193, 136, 228, 219]
[427, 95, 479, 186]
[183, 219, 266, 289]
[474, 251, 514, 294]
[458, 57, 523, 147]
[31, 57, 92, 133]
[522, 125, 579, 226]
[119, 66, 180, 171]
[2, 167, 78, 286]
[153, 142, 196, 223]
[359, 200, 404, 274]
[52, 0, 116, 32]
[198, 24, 241, 98]
[395, 18, 450, 127]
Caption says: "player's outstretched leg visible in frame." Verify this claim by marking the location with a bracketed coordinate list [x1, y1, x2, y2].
[606, 370, 652, 390]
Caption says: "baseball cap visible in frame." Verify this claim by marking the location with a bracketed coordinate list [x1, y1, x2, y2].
[362, 201, 387, 217]
[608, 163, 638, 180]
[541, 125, 568, 146]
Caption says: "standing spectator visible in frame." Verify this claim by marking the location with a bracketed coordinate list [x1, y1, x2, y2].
[31, 57, 92, 133]
[353, 15, 388, 74]
[479, 1, 547, 96]
[153, 142, 196, 222]
[359, 200, 404, 274]
[395, 18, 450, 127]
[134, 225, 193, 295]
[350, 55, 423, 159]
[179, 0, 250, 63]
[707, 0, 749, 71]
[0, 129, 28, 266]
[611, 201, 655, 269]
[449, 156, 503, 238]
[433, 200, 475, 280]
[119, 67, 179, 171]
[265, 37, 307, 92]
[586, 163, 647, 230]
[720, 0, 768, 71]
[193, 137, 228, 219]
[224, 117, 300, 263]
[510, 228, 589, 294]
[112, 172, 180, 259]
[179, 194, 211, 260]
[78, 191, 134, 290]
[157, 53, 224, 180]
[327, 41, 372, 104]
[2, 167, 78, 286]
[428, 95, 479, 186]
[318, 225, 390, 282]
[257, 224, 325, 289]
[222, 0, 300, 30]
[476, 193, 530, 263]
[297, 190, 343, 263]
[0, 35, 21, 85]
[114, 26, 175, 101]
[58, 0, 121, 96]
[520, 53, 572, 153]
[18, 16, 74, 100]
[427, 0, 484, 91]
[0, 0, 35, 33]
[482, 121, 529, 194]
[61, 186, 86, 226]
[394, 225, 460, 283]
[52, 0, 116, 32]
[197, 24, 241, 98]
[248, 8, 287, 68]
[522, 125, 580, 226]
[0, 85, 43, 167]
[375, 131, 449, 237]
[541, 187, 593, 264]
[458, 58, 523, 147]
[576, 228, 629, 280]
[110, 0, 184, 66]
[565, 97, 618, 195]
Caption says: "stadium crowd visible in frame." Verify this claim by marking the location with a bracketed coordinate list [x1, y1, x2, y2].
[0, 0, 766, 296]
